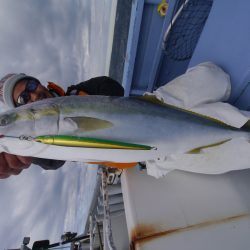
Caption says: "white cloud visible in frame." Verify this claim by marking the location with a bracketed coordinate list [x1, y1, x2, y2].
[0, 0, 113, 248]
[0, 163, 92, 248]
[0, 0, 90, 85]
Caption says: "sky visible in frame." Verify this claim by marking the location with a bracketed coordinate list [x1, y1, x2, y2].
[0, 0, 112, 85]
[0, 0, 114, 249]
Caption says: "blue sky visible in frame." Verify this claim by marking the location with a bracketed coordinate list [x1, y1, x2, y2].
[0, 0, 113, 248]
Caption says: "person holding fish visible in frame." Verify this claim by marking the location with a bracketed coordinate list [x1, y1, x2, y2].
[1, 63, 250, 179]
[0, 73, 124, 178]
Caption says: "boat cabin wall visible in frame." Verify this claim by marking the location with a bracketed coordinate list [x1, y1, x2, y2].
[188, 0, 250, 110]
[122, 0, 250, 111]
[122, 0, 213, 96]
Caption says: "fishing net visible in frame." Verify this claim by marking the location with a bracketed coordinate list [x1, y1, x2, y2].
[163, 0, 213, 61]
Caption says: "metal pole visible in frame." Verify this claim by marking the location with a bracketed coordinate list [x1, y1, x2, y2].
[47, 246, 69, 250]
[89, 215, 94, 250]
[101, 169, 117, 250]
[96, 222, 104, 250]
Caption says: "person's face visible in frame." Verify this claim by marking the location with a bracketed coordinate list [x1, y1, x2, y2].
[13, 79, 53, 106]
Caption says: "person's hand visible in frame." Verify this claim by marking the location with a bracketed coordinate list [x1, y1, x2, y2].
[0, 153, 32, 178]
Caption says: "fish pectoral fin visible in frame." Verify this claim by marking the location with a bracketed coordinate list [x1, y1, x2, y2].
[63, 117, 113, 132]
[186, 139, 232, 154]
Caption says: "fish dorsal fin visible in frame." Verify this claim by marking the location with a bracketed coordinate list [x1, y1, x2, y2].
[139, 95, 231, 127]
[63, 117, 113, 132]
[241, 120, 250, 131]
[138, 95, 165, 105]
[186, 139, 232, 154]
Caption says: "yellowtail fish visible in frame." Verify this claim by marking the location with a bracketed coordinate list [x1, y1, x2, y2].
[0, 95, 249, 165]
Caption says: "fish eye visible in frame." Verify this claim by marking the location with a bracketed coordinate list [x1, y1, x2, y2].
[0, 113, 16, 126]
[0, 115, 10, 126]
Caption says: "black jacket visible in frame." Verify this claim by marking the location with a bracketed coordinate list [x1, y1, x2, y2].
[33, 76, 124, 170]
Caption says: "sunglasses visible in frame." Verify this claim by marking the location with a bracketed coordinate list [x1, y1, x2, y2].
[16, 79, 40, 106]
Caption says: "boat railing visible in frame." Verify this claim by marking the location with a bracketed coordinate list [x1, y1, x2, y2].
[87, 167, 125, 250]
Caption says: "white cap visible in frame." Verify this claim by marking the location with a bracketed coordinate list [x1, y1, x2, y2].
[0, 73, 37, 108]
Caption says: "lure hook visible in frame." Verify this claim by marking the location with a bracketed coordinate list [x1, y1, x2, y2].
[19, 135, 34, 141]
